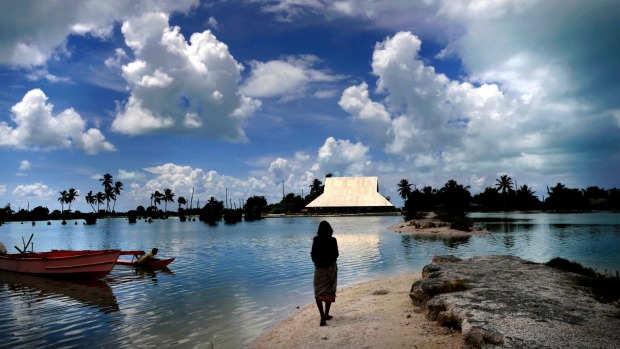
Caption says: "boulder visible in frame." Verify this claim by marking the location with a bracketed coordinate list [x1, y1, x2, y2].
[410, 255, 620, 348]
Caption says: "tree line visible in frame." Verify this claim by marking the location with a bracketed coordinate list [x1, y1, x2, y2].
[397, 175, 620, 216]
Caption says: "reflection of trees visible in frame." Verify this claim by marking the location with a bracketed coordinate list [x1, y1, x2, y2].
[503, 234, 515, 248]
[411, 235, 471, 248]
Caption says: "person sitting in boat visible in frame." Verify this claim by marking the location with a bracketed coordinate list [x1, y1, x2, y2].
[136, 248, 158, 264]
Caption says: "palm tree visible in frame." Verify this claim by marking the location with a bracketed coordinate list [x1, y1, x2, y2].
[104, 186, 115, 212]
[309, 178, 323, 196]
[397, 179, 413, 201]
[111, 181, 123, 212]
[495, 175, 514, 211]
[100, 173, 114, 212]
[65, 188, 79, 212]
[85, 191, 97, 212]
[495, 175, 514, 195]
[152, 191, 163, 210]
[96, 192, 106, 212]
[58, 190, 68, 213]
[178, 196, 187, 211]
[100, 173, 113, 191]
[163, 188, 175, 212]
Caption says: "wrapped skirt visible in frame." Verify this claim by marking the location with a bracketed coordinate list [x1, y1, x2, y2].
[314, 263, 337, 302]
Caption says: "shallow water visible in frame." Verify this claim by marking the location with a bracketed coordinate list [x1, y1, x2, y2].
[0, 213, 619, 348]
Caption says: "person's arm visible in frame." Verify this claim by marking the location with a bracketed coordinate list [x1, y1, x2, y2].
[310, 238, 318, 265]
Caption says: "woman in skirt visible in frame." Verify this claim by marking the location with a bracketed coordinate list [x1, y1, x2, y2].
[311, 221, 339, 326]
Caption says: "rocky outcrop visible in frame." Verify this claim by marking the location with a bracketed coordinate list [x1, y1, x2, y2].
[410, 255, 620, 348]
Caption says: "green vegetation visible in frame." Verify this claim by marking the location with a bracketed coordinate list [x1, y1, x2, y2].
[545, 257, 620, 303]
[399, 175, 620, 215]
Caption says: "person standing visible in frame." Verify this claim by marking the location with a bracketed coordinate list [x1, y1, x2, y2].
[311, 221, 339, 326]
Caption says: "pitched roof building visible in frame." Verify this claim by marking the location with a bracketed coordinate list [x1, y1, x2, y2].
[305, 176, 395, 212]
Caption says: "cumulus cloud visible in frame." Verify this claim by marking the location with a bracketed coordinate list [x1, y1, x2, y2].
[338, 30, 607, 188]
[111, 12, 260, 141]
[254, 0, 379, 22]
[12, 182, 55, 200]
[317, 137, 370, 176]
[18, 160, 31, 171]
[0, 89, 116, 154]
[137, 163, 275, 207]
[241, 55, 342, 100]
[0, 0, 198, 68]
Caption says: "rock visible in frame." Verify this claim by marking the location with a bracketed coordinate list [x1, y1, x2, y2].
[410, 255, 620, 348]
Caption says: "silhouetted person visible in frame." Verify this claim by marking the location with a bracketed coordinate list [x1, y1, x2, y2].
[311, 221, 339, 326]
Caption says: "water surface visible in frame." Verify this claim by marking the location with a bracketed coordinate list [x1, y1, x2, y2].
[1, 213, 619, 348]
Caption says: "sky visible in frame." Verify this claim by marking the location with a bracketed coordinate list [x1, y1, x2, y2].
[1, 0, 619, 213]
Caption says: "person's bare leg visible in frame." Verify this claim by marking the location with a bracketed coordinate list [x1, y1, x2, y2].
[315, 298, 327, 326]
[324, 301, 333, 320]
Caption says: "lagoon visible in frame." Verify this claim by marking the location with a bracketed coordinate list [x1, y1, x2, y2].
[1, 213, 619, 348]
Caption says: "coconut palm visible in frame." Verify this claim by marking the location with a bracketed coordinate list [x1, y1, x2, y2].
[397, 179, 413, 201]
[100, 173, 113, 191]
[58, 190, 68, 213]
[177, 196, 187, 211]
[99, 173, 114, 212]
[495, 175, 514, 195]
[111, 181, 123, 212]
[103, 186, 115, 212]
[96, 192, 106, 212]
[163, 188, 175, 212]
[152, 191, 163, 210]
[85, 191, 97, 212]
[309, 178, 323, 196]
[65, 188, 79, 212]
[495, 175, 514, 211]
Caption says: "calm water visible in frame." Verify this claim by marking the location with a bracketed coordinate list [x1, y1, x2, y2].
[0, 213, 619, 348]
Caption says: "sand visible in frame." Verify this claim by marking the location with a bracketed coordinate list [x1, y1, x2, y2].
[252, 273, 464, 349]
[388, 213, 488, 238]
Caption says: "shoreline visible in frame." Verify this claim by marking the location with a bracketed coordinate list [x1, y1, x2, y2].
[388, 212, 489, 238]
[252, 273, 464, 349]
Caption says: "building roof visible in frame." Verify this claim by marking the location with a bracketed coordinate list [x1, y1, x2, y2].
[305, 176, 394, 208]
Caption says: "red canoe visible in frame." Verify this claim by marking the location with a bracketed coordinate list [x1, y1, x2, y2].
[0, 249, 121, 278]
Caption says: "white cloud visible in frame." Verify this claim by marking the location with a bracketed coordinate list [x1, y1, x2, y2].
[117, 169, 145, 181]
[111, 12, 260, 141]
[12, 182, 55, 200]
[241, 55, 342, 100]
[207, 17, 219, 30]
[104, 48, 128, 68]
[26, 69, 71, 83]
[137, 163, 276, 207]
[0, 0, 199, 68]
[255, 0, 378, 22]
[317, 137, 370, 176]
[18, 160, 31, 171]
[0, 89, 116, 154]
[0, 185, 5, 198]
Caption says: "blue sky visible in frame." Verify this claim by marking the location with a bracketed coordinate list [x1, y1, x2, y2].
[1, 0, 619, 213]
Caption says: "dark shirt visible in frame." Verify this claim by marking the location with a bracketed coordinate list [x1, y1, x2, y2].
[311, 236, 339, 268]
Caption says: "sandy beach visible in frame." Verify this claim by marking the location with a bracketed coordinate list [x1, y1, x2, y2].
[252, 273, 464, 349]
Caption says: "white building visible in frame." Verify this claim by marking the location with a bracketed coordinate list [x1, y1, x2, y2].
[305, 176, 395, 213]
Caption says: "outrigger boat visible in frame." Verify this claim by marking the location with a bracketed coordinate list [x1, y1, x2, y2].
[0, 247, 120, 279]
[116, 250, 175, 268]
